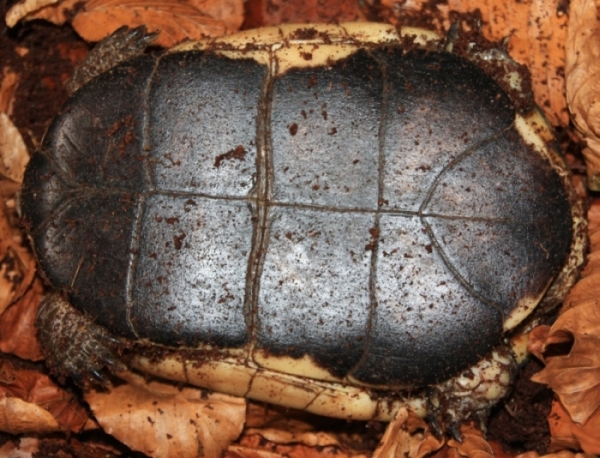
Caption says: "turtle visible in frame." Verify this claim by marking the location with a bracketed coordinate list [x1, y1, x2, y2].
[19, 22, 587, 436]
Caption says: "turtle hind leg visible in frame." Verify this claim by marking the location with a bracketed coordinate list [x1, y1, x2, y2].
[426, 344, 517, 440]
[36, 292, 126, 386]
[66, 26, 158, 95]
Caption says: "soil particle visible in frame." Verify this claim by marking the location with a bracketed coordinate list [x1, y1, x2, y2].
[488, 358, 553, 455]
[0, 5, 88, 152]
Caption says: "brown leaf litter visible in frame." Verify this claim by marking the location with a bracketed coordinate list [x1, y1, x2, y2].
[566, 0, 600, 191]
[6, 0, 245, 47]
[528, 200, 600, 455]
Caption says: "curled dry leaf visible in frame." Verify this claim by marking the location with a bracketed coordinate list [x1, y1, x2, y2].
[447, 424, 493, 458]
[0, 112, 30, 195]
[0, 436, 39, 457]
[0, 198, 36, 318]
[515, 451, 597, 458]
[86, 371, 246, 458]
[547, 399, 600, 454]
[244, 404, 356, 449]
[529, 293, 600, 425]
[365, 0, 569, 126]
[7, 0, 244, 47]
[232, 434, 367, 458]
[0, 357, 89, 433]
[372, 407, 443, 458]
[0, 68, 19, 115]
[527, 198, 600, 453]
[529, 198, 600, 426]
[5, 0, 80, 27]
[227, 444, 286, 458]
[0, 277, 44, 361]
[566, 0, 600, 190]
[235, 404, 372, 458]
[528, 199, 600, 441]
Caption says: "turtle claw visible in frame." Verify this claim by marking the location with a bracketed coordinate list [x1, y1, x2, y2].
[89, 368, 111, 386]
[426, 410, 445, 439]
[36, 293, 126, 386]
[448, 423, 463, 442]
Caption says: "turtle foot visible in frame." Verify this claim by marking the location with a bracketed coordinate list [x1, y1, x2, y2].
[36, 292, 126, 386]
[66, 26, 158, 94]
[426, 344, 517, 439]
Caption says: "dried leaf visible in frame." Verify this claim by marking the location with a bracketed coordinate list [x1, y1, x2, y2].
[372, 407, 443, 458]
[244, 405, 354, 449]
[0, 358, 89, 433]
[71, 0, 243, 47]
[566, 0, 600, 190]
[227, 445, 285, 458]
[515, 451, 596, 458]
[530, 199, 600, 425]
[0, 198, 36, 316]
[7, 0, 244, 46]
[233, 405, 371, 458]
[0, 69, 19, 115]
[548, 399, 600, 454]
[0, 112, 29, 195]
[447, 424, 493, 458]
[527, 325, 551, 361]
[530, 301, 600, 424]
[232, 434, 367, 458]
[0, 278, 44, 361]
[0, 436, 39, 457]
[0, 395, 59, 434]
[5, 0, 61, 26]
[243, 0, 362, 28]
[86, 371, 246, 458]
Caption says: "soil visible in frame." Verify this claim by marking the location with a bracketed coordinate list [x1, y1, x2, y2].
[0, 0, 569, 455]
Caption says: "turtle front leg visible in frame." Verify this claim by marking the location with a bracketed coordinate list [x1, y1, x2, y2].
[66, 26, 158, 95]
[426, 344, 517, 440]
[36, 293, 126, 386]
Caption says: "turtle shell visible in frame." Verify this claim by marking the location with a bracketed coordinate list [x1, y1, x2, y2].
[22, 24, 575, 393]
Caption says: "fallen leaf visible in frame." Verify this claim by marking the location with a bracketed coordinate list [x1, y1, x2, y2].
[243, 0, 362, 28]
[447, 424, 493, 458]
[529, 198, 600, 426]
[515, 451, 596, 458]
[0, 198, 36, 316]
[566, 0, 600, 190]
[0, 68, 19, 115]
[0, 357, 89, 433]
[244, 405, 355, 449]
[230, 404, 374, 458]
[7, 0, 244, 47]
[527, 325, 551, 361]
[548, 399, 600, 454]
[227, 445, 286, 458]
[5, 0, 64, 26]
[86, 371, 247, 458]
[530, 300, 600, 425]
[0, 436, 39, 457]
[0, 112, 30, 195]
[0, 278, 44, 361]
[0, 395, 59, 434]
[372, 407, 443, 458]
[232, 434, 368, 458]
[72, 0, 243, 47]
